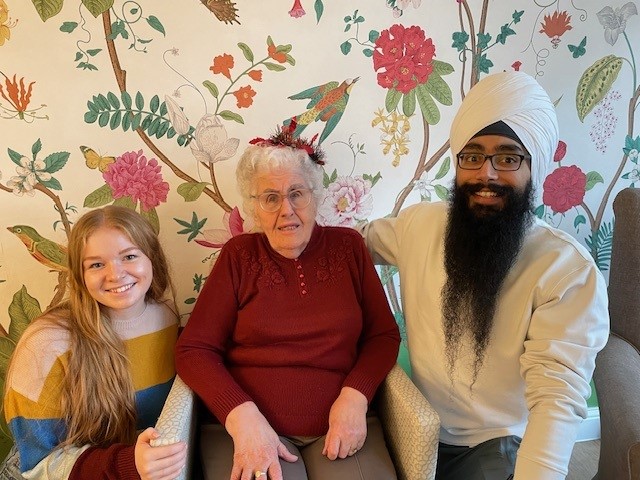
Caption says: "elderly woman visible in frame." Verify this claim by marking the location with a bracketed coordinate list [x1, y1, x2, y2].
[175, 124, 400, 480]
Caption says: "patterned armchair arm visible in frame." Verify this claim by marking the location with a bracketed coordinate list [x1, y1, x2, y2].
[378, 363, 440, 480]
[151, 375, 196, 480]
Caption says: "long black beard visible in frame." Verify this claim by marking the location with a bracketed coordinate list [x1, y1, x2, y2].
[442, 180, 534, 385]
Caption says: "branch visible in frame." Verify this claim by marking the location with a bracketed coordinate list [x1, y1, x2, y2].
[34, 184, 72, 237]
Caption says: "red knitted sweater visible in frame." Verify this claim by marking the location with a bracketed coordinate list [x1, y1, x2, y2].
[175, 225, 400, 436]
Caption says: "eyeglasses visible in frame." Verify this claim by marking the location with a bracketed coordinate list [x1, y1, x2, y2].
[456, 153, 531, 171]
[251, 188, 313, 212]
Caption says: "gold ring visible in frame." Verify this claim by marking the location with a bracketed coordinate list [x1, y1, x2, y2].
[254, 471, 266, 478]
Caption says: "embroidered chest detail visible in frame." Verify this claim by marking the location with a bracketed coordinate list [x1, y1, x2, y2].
[316, 238, 351, 283]
[238, 247, 285, 289]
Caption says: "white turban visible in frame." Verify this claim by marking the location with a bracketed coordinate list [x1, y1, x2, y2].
[449, 71, 559, 190]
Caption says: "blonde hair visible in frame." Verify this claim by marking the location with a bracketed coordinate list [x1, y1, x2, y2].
[235, 144, 324, 220]
[32, 206, 174, 447]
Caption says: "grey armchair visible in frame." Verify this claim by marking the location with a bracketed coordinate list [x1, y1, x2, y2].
[593, 187, 640, 480]
[154, 363, 440, 480]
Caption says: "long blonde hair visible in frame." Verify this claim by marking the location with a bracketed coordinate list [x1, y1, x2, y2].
[48, 206, 174, 447]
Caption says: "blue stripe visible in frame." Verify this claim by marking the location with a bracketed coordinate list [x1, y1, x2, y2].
[136, 377, 174, 429]
[9, 417, 66, 472]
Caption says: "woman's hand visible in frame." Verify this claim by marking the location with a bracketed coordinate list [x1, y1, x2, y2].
[322, 387, 368, 460]
[135, 427, 187, 480]
[226, 402, 298, 480]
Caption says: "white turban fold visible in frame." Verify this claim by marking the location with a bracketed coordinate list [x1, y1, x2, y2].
[449, 71, 559, 191]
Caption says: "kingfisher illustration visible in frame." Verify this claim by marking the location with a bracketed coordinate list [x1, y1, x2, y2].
[7, 225, 68, 272]
[285, 77, 359, 144]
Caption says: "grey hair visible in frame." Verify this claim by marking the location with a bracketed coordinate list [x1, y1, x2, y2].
[236, 144, 324, 219]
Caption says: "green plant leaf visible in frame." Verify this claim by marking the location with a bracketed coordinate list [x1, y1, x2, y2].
[368, 29, 379, 43]
[451, 31, 469, 52]
[113, 196, 136, 209]
[415, 84, 440, 124]
[7, 148, 23, 165]
[340, 40, 352, 55]
[98, 111, 110, 127]
[39, 178, 62, 190]
[7, 286, 41, 344]
[237, 42, 254, 62]
[402, 89, 416, 117]
[434, 184, 450, 201]
[264, 62, 286, 72]
[84, 184, 114, 208]
[432, 60, 454, 76]
[314, 0, 324, 23]
[32, 138, 43, 157]
[60, 21, 78, 33]
[585, 171, 604, 191]
[576, 55, 623, 122]
[141, 207, 160, 233]
[219, 110, 244, 124]
[110, 110, 122, 130]
[177, 182, 209, 202]
[84, 110, 99, 123]
[203, 80, 219, 98]
[32, 0, 64, 22]
[424, 73, 453, 106]
[150, 95, 160, 113]
[574, 214, 586, 229]
[477, 32, 491, 50]
[121, 91, 132, 110]
[135, 91, 144, 110]
[81, 0, 114, 17]
[86, 48, 102, 57]
[43, 151, 70, 173]
[385, 88, 402, 113]
[0, 337, 16, 382]
[434, 156, 451, 180]
[146, 15, 165, 36]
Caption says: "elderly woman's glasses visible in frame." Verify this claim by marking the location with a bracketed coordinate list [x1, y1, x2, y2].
[251, 188, 313, 212]
[457, 153, 531, 171]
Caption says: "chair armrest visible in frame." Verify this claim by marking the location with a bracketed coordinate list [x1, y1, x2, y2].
[151, 375, 196, 480]
[378, 363, 440, 480]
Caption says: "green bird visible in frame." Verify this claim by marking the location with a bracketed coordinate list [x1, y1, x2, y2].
[7, 225, 68, 272]
[285, 77, 359, 144]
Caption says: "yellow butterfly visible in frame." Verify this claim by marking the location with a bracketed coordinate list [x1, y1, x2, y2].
[80, 146, 115, 172]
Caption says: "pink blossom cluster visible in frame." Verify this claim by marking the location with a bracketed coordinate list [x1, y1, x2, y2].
[542, 165, 587, 214]
[373, 24, 435, 94]
[103, 150, 170, 211]
[589, 90, 622, 154]
[317, 175, 373, 227]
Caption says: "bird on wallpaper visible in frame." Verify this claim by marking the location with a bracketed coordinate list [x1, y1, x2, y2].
[7, 225, 68, 272]
[284, 77, 359, 144]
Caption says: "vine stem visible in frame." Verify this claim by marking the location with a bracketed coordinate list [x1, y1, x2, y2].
[101, 10, 231, 213]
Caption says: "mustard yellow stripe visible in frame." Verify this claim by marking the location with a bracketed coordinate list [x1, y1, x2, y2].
[126, 324, 177, 391]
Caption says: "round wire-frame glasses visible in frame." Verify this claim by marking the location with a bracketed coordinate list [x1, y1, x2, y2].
[251, 188, 313, 212]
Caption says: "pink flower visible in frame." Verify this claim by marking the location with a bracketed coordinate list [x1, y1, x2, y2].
[317, 176, 373, 227]
[554, 140, 567, 162]
[195, 207, 246, 248]
[542, 165, 586, 214]
[102, 150, 169, 211]
[289, 0, 305, 18]
[511, 60, 522, 71]
[372, 24, 436, 92]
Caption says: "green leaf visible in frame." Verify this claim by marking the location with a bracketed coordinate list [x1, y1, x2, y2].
[314, 0, 324, 23]
[32, 0, 63, 22]
[576, 55, 623, 122]
[218, 110, 245, 124]
[0, 336, 16, 381]
[368, 29, 379, 43]
[60, 21, 78, 33]
[81, 0, 114, 17]
[140, 207, 160, 233]
[477, 32, 491, 50]
[434, 184, 450, 201]
[534, 204, 546, 219]
[74, 51, 83, 61]
[496, 24, 516, 44]
[264, 62, 286, 72]
[203, 80, 219, 98]
[84, 184, 114, 208]
[177, 182, 209, 202]
[32, 138, 43, 157]
[135, 91, 144, 110]
[451, 31, 469, 52]
[110, 110, 122, 130]
[237, 42, 254, 62]
[84, 110, 99, 123]
[107, 92, 120, 109]
[113, 196, 136, 209]
[434, 156, 451, 180]
[132, 112, 142, 130]
[122, 111, 132, 131]
[98, 111, 110, 127]
[340, 40, 352, 55]
[43, 151, 70, 173]
[512, 10, 524, 23]
[585, 171, 604, 191]
[574, 214, 586, 229]
[156, 120, 170, 138]
[174, 212, 207, 242]
[7, 148, 22, 165]
[424, 73, 453, 106]
[147, 116, 162, 136]
[121, 91, 132, 110]
[150, 95, 160, 113]
[146, 15, 165, 36]
[415, 84, 440, 124]
[87, 48, 102, 56]
[95, 94, 109, 110]
[477, 54, 494, 74]
[363, 48, 373, 58]
[385, 88, 402, 113]
[39, 177, 62, 190]
[330, 168, 338, 184]
[402, 89, 416, 117]
[7, 286, 41, 344]
[285, 54, 295, 66]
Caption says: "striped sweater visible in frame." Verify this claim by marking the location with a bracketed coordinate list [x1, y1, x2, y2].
[4, 301, 178, 479]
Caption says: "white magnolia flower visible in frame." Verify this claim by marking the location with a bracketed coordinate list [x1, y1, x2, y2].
[317, 175, 373, 227]
[164, 95, 191, 136]
[190, 114, 239, 164]
[7, 176, 35, 197]
[597, 2, 638, 45]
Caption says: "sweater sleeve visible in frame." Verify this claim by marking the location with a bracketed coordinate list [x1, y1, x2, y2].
[174, 240, 253, 425]
[342, 233, 401, 402]
[68, 444, 139, 480]
[514, 262, 609, 479]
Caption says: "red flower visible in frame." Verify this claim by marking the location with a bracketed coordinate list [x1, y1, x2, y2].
[554, 140, 567, 162]
[233, 85, 256, 108]
[0, 74, 35, 119]
[248, 69, 263, 81]
[289, 0, 305, 18]
[268, 44, 287, 63]
[210, 54, 234, 79]
[373, 24, 436, 92]
[511, 60, 522, 71]
[539, 11, 572, 48]
[543, 165, 586, 214]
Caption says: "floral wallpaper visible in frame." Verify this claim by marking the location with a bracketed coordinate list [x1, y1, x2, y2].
[0, 0, 638, 454]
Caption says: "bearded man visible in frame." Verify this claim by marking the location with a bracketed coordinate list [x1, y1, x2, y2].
[361, 71, 609, 480]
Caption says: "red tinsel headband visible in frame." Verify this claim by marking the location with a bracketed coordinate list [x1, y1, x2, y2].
[249, 118, 326, 166]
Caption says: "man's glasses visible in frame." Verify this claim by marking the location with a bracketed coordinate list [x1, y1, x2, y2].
[251, 188, 313, 212]
[456, 153, 531, 171]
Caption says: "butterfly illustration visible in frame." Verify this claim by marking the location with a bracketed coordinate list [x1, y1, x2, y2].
[568, 36, 587, 59]
[200, 0, 240, 25]
[80, 146, 115, 172]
